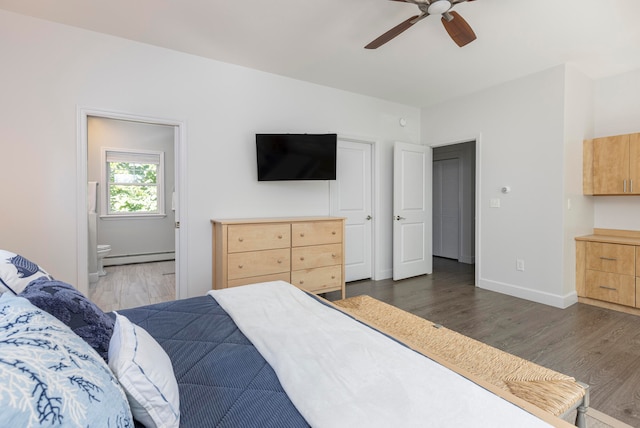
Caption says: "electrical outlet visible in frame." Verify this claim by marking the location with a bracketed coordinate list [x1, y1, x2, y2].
[516, 259, 525, 271]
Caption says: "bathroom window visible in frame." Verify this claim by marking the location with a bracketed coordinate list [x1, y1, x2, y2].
[102, 149, 165, 218]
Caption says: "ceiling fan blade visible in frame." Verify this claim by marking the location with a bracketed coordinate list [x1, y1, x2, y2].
[441, 11, 476, 47]
[365, 15, 422, 49]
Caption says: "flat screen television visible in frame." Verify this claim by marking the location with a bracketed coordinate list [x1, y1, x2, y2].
[256, 133, 337, 181]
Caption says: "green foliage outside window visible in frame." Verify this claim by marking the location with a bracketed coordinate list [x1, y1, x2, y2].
[108, 162, 158, 213]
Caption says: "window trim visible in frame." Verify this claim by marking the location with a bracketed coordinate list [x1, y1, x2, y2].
[100, 147, 166, 219]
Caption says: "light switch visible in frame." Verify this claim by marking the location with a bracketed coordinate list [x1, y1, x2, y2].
[490, 198, 501, 208]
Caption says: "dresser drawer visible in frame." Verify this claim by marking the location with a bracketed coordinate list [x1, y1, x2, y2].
[227, 272, 291, 288]
[585, 270, 635, 306]
[291, 244, 342, 270]
[227, 224, 290, 253]
[586, 242, 635, 275]
[228, 248, 290, 280]
[292, 221, 342, 247]
[291, 265, 342, 293]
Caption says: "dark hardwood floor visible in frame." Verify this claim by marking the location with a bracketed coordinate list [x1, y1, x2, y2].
[326, 257, 640, 427]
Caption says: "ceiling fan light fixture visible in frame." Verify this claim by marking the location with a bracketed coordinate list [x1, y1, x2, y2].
[427, 0, 452, 15]
[365, 0, 476, 49]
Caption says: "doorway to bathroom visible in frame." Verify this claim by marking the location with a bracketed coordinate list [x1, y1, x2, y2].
[79, 110, 185, 310]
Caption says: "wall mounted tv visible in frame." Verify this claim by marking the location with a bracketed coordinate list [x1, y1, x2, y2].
[256, 133, 337, 181]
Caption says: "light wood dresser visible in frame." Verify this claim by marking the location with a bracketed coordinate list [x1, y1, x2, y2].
[575, 229, 640, 315]
[212, 217, 345, 298]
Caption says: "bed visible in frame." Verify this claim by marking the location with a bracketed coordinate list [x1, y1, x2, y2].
[121, 281, 589, 428]
[0, 249, 587, 428]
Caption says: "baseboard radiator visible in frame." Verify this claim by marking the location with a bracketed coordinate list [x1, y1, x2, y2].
[104, 251, 175, 266]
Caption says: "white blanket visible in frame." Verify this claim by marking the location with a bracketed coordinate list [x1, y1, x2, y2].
[208, 281, 552, 428]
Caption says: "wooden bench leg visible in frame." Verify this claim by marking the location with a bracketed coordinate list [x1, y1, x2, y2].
[575, 382, 590, 428]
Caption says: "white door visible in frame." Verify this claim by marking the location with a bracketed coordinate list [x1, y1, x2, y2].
[330, 139, 373, 282]
[433, 158, 460, 259]
[393, 142, 432, 280]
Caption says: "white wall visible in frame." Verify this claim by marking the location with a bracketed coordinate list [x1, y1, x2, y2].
[562, 65, 595, 296]
[421, 62, 640, 307]
[593, 68, 640, 230]
[0, 10, 420, 298]
[422, 66, 572, 307]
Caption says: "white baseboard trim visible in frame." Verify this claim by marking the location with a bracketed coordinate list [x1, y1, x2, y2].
[478, 278, 578, 309]
[376, 268, 393, 281]
[372, 268, 578, 309]
[88, 272, 99, 284]
[458, 255, 475, 264]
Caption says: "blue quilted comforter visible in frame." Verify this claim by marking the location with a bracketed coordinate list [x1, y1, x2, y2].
[119, 296, 309, 427]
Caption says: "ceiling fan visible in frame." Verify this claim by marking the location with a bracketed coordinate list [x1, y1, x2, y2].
[365, 0, 478, 49]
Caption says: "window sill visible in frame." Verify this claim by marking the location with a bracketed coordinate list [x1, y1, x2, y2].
[99, 213, 167, 220]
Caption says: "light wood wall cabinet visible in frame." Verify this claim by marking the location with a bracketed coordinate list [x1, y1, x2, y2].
[584, 132, 640, 195]
[212, 217, 345, 298]
[576, 229, 640, 315]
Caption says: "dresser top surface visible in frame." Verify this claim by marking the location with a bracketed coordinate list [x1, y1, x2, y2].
[211, 216, 345, 225]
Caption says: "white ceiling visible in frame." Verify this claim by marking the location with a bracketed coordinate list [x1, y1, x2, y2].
[1, 0, 639, 108]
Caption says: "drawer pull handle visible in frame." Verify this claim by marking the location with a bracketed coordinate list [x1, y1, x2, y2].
[299, 280, 304, 285]
[277, 259, 282, 264]
[238, 238, 244, 242]
[300, 233, 305, 237]
[238, 265, 243, 269]
[300, 257, 305, 261]
[278, 235, 282, 239]
[331, 275, 335, 279]
[331, 253, 336, 258]
[599, 257, 618, 261]
[332, 231, 336, 235]
[599, 285, 617, 291]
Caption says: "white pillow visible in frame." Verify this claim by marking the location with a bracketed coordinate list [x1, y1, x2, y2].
[108, 312, 180, 428]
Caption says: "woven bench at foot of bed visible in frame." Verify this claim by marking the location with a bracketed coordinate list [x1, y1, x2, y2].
[333, 295, 587, 419]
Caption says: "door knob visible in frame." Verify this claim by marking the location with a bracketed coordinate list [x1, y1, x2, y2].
[395, 215, 405, 221]
[366, 215, 372, 220]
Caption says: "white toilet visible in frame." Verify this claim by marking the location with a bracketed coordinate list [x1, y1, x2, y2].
[97, 244, 111, 277]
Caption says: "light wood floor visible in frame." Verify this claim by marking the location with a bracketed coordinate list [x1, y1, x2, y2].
[89, 261, 175, 312]
[91, 257, 640, 426]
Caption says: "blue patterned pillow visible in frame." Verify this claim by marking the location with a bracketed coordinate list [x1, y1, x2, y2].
[20, 278, 114, 362]
[0, 293, 133, 427]
[0, 249, 52, 295]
